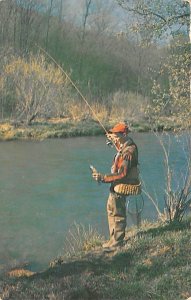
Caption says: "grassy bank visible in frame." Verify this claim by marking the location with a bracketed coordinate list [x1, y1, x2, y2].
[0, 219, 191, 299]
[0, 119, 107, 141]
[0, 117, 181, 141]
[0, 119, 149, 141]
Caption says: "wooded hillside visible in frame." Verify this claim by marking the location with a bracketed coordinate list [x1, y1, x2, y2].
[0, 0, 190, 128]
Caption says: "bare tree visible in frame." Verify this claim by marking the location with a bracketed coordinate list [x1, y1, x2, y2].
[0, 0, 16, 46]
[58, 0, 64, 25]
[158, 133, 191, 222]
[88, 0, 117, 35]
[117, 0, 190, 42]
[78, 0, 93, 75]
[45, 0, 54, 50]
[143, 132, 191, 223]
[1, 53, 69, 124]
[0, 0, 45, 51]
[17, 0, 40, 50]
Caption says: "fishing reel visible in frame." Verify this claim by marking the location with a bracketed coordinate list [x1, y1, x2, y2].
[106, 132, 117, 148]
[106, 139, 113, 147]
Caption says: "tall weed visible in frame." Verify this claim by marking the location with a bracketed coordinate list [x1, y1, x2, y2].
[109, 90, 148, 122]
[63, 223, 104, 257]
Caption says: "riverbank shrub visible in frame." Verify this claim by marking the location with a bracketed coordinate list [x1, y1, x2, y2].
[145, 39, 190, 131]
[109, 90, 148, 122]
[142, 131, 191, 224]
[50, 223, 104, 266]
[1, 53, 71, 124]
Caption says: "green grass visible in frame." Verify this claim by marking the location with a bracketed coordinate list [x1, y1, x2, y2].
[0, 218, 191, 299]
[0, 119, 106, 141]
[0, 121, 107, 141]
[0, 118, 152, 141]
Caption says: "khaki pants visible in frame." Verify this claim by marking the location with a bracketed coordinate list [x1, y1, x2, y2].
[107, 192, 126, 243]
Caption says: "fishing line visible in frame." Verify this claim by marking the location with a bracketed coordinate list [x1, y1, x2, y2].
[36, 44, 108, 135]
[35, 45, 134, 156]
[126, 195, 144, 215]
[36, 45, 145, 215]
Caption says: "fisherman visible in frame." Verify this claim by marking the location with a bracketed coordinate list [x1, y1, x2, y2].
[91, 122, 141, 249]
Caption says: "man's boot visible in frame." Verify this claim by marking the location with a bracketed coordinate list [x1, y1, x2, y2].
[102, 215, 126, 249]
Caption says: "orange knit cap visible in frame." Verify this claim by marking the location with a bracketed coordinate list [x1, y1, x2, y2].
[109, 122, 130, 133]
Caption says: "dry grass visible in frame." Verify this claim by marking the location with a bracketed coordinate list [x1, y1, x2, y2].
[55, 222, 104, 261]
[7, 269, 35, 278]
[109, 91, 148, 122]
[91, 102, 109, 122]
[0, 123, 13, 132]
[66, 101, 90, 121]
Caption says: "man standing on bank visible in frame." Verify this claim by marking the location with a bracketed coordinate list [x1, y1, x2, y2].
[91, 122, 141, 249]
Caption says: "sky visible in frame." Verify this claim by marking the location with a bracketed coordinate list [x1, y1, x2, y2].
[49, 0, 129, 32]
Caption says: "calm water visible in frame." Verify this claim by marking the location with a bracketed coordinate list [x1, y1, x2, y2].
[0, 133, 188, 273]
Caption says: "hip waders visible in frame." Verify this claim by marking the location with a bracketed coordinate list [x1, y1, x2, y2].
[107, 192, 126, 243]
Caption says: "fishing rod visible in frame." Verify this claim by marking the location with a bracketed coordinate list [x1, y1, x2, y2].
[36, 44, 108, 135]
[36, 44, 123, 157]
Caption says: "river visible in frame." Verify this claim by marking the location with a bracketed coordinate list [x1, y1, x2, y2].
[0, 132, 189, 273]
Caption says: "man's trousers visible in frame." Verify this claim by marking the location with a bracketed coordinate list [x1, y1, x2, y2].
[106, 192, 126, 244]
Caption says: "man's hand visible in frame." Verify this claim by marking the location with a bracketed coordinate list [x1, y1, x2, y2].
[92, 172, 104, 183]
[106, 133, 119, 144]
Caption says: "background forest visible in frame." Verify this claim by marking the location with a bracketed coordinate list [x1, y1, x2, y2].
[0, 0, 190, 129]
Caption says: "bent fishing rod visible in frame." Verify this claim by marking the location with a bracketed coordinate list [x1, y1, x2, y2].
[36, 44, 108, 135]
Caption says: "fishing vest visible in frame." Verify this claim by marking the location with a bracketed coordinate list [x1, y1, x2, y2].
[112, 138, 141, 195]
